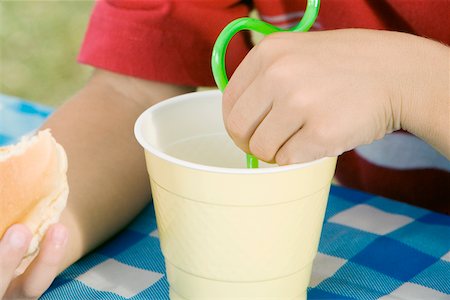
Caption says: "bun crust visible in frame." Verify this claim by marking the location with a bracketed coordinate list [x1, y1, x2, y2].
[0, 130, 69, 276]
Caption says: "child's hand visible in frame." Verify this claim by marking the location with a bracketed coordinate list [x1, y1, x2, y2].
[0, 223, 68, 299]
[223, 29, 448, 163]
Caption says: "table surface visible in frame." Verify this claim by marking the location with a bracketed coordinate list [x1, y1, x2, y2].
[1, 94, 449, 300]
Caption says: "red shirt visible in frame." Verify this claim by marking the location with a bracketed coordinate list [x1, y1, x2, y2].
[79, 0, 450, 213]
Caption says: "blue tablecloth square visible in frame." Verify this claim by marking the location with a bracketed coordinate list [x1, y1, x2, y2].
[307, 288, 355, 300]
[97, 230, 147, 257]
[323, 195, 356, 220]
[417, 212, 450, 226]
[410, 260, 450, 294]
[316, 262, 402, 299]
[43, 280, 124, 300]
[0, 94, 52, 145]
[127, 203, 158, 235]
[351, 236, 438, 282]
[365, 197, 430, 219]
[45, 277, 72, 291]
[115, 238, 167, 274]
[387, 220, 450, 258]
[329, 186, 373, 204]
[318, 223, 378, 259]
[0, 134, 15, 146]
[0, 94, 52, 116]
[16, 101, 52, 117]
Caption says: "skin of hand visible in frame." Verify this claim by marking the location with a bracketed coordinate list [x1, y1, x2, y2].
[0, 224, 68, 299]
[223, 29, 450, 165]
[0, 69, 195, 299]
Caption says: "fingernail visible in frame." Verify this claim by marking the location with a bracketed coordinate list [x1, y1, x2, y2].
[7, 228, 27, 249]
[51, 226, 68, 247]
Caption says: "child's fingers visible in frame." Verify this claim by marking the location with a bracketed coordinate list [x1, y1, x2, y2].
[225, 79, 274, 153]
[0, 224, 32, 297]
[275, 124, 333, 165]
[249, 105, 305, 163]
[13, 224, 68, 299]
[223, 46, 260, 118]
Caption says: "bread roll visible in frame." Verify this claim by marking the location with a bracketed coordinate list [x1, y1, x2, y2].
[0, 129, 69, 276]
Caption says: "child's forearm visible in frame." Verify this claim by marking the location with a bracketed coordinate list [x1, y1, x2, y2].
[395, 36, 449, 158]
[42, 69, 195, 272]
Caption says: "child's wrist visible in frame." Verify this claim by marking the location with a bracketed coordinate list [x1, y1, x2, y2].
[396, 35, 449, 155]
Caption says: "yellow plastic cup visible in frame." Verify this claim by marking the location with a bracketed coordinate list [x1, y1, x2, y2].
[134, 90, 336, 300]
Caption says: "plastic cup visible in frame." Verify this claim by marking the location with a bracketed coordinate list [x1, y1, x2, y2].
[134, 90, 336, 300]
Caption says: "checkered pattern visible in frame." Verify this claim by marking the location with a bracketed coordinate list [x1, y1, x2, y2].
[0, 94, 52, 145]
[2, 94, 449, 300]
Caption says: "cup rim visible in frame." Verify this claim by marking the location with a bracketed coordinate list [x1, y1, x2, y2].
[134, 90, 329, 175]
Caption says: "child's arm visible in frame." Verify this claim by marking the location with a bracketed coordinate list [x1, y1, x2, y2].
[47, 69, 195, 268]
[222, 29, 449, 164]
[0, 69, 195, 298]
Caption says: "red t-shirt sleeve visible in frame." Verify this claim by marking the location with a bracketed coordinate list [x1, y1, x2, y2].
[78, 0, 253, 87]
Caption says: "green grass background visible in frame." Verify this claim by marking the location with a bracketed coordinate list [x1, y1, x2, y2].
[1, 1, 94, 106]
[0, 2, 265, 107]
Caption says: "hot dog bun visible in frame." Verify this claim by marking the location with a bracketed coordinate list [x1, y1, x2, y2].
[0, 129, 69, 276]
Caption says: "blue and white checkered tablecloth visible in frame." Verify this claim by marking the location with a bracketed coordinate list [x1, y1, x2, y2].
[1, 94, 449, 300]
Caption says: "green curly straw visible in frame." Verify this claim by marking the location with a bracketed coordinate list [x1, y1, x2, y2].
[212, 0, 320, 168]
